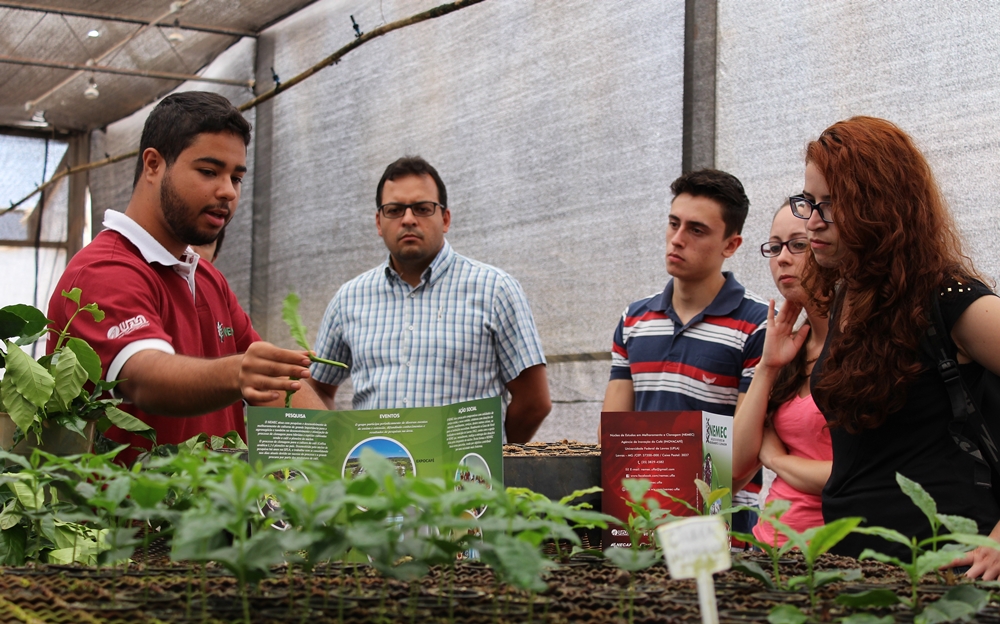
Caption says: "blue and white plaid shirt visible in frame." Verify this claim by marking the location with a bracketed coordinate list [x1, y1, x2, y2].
[311, 241, 546, 418]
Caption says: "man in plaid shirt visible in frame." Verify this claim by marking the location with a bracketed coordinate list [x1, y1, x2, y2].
[308, 157, 550, 443]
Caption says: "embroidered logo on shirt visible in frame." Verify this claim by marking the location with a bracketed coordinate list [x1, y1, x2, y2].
[702, 375, 717, 384]
[217, 321, 234, 343]
[107, 315, 149, 339]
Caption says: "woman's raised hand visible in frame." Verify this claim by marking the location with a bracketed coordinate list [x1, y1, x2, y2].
[760, 299, 810, 371]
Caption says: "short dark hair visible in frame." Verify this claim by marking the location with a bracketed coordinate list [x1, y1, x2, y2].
[133, 91, 251, 187]
[670, 169, 750, 237]
[376, 156, 447, 208]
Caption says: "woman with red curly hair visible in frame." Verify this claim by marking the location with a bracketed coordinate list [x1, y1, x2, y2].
[776, 116, 1000, 578]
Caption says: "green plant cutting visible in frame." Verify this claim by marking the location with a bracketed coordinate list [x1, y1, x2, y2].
[281, 292, 346, 407]
[0, 289, 153, 449]
[729, 498, 795, 590]
[842, 473, 999, 623]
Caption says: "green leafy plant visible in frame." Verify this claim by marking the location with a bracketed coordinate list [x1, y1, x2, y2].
[730, 498, 795, 590]
[772, 516, 862, 611]
[170, 453, 303, 624]
[0, 289, 153, 450]
[846, 473, 1000, 620]
[281, 292, 346, 406]
[726, 496, 862, 620]
[0, 446, 128, 566]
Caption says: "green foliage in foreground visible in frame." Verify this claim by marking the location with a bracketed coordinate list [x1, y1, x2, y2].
[0, 289, 153, 448]
[0, 442, 617, 623]
[3, 442, 1000, 624]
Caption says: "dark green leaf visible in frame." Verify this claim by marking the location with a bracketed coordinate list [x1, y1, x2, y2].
[858, 548, 908, 569]
[762, 515, 808, 554]
[814, 567, 861, 587]
[730, 531, 774, 555]
[942, 584, 990, 612]
[854, 526, 914, 548]
[0, 308, 28, 341]
[835, 588, 901, 607]
[64, 337, 102, 383]
[916, 550, 964, 577]
[3, 340, 55, 408]
[558, 486, 602, 506]
[131, 476, 170, 509]
[97, 526, 140, 565]
[2, 373, 40, 436]
[731, 557, 775, 589]
[940, 534, 1000, 550]
[103, 405, 152, 433]
[897, 472, 938, 528]
[100, 476, 131, 507]
[0, 524, 27, 565]
[92, 378, 121, 393]
[805, 516, 862, 562]
[1, 304, 50, 341]
[223, 430, 247, 449]
[603, 545, 659, 572]
[52, 414, 90, 439]
[50, 348, 87, 412]
[767, 603, 808, 624]
[915, 598, 976, 624]
[180, 433, 209, 450]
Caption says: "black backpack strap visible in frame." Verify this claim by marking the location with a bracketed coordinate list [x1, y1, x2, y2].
[922, 293, 995, 489]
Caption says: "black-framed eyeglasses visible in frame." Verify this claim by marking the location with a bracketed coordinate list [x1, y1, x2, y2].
[789, 195, 833, 223]
[378, 201, 444, 219]
[760, 237, 810, 258]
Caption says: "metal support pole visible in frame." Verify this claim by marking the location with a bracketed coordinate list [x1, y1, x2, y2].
[681, 0, 717, 173]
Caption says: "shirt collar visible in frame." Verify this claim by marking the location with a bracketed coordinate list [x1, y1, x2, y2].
[382, 239, 455, 287]
[103, 210, 200, 299]
[651, 271, 746, 319]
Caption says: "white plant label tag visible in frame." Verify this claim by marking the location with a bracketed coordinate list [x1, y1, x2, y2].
[656, 515, 730, 624]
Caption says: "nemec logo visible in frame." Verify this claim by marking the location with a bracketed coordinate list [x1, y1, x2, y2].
[705, 421, 728, 443]
[217, 321, 234, 343]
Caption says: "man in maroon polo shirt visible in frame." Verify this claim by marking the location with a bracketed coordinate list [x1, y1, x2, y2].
[48, 91, 323, 464]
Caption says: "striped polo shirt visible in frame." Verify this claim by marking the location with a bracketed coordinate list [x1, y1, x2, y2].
[609, 272, 767, 415]
[310, 241, 546, 418]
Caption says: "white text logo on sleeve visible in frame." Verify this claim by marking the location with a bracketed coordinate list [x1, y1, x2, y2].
[107, 315, 149, 339]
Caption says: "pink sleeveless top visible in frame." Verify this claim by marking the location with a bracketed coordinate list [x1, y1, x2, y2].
[752, 394, 833, 547]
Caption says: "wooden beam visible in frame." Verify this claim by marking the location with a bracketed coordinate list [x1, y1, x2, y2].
[0, 239, 66, 249]
[0, 55, 254, 88]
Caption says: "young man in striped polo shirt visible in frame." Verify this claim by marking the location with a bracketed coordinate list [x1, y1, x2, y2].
[602, 168, 768, 533]
[307, 157, 551, 443]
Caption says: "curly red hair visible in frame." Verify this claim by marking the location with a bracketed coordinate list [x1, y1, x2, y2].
[802, 116, 980, 432]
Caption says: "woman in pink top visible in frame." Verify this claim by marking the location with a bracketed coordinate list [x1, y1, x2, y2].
[732, 204, 833, 546]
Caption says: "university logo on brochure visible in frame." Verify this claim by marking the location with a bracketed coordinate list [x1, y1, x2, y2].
[107, 314, 149, 339]
[217, 321, 234, 343]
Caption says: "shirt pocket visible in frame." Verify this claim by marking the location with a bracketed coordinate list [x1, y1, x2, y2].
[435, 299, 492, 393]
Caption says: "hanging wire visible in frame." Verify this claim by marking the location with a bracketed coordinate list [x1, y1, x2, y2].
[30, 137, 50, 357]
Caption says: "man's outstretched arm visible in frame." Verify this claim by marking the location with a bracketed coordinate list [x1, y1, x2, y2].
[118, 341, 315, 415]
